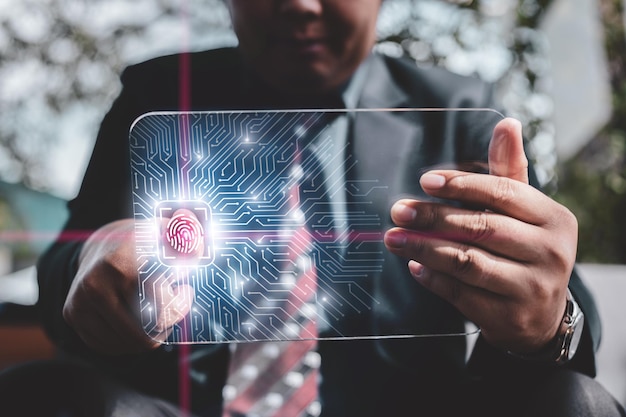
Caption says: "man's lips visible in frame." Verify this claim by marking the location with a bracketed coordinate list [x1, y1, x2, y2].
[271, 34, 328, 54]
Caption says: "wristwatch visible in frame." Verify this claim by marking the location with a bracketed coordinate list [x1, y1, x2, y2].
[508, 289, 585, 365]
[554, 289, 585, 364]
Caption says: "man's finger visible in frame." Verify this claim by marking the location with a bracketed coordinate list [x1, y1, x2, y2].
[142, 268, 195, 336]
[407, 261, 502, 323]
[388, 199, 543, 261]
[419, 171, 562, 226]
[157, 282, 195, 330]
[488, 117, 529, 184]
[385, 227, 527, 296]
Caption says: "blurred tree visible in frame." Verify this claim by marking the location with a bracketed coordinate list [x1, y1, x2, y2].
[377, 0, 559, 185]
[0, 0, 231, 195]
[554, 0, 626, 263]
[1, 0, 558, 196]
[0, 195, 30, 269]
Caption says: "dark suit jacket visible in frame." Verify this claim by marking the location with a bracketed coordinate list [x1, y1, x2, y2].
[37, 48, 601, 416]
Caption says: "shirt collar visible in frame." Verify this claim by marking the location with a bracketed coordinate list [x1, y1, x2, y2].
[341, 53, 372, 110]
[237, 50, 373, 110]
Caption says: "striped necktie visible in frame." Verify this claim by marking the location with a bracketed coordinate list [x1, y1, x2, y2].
[221, 112, 336, 417]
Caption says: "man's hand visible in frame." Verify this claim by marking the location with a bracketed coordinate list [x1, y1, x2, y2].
[63, 217, 195, 355]
[384, 118, 577, 353]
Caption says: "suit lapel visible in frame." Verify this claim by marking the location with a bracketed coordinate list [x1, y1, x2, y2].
[350, 54, 425, 213]
[346, 55, 455, 340]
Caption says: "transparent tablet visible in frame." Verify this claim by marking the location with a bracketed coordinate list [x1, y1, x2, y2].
[129, 108, 503, 344]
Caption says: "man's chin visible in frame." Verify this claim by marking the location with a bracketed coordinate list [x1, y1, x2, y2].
[266, 69, 343, 96]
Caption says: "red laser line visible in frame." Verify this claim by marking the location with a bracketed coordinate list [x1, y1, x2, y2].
[177, 1, 192, 414]
[0, 230, 389, 244]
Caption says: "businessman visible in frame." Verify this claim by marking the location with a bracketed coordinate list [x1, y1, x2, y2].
[2, 1, 622, 416]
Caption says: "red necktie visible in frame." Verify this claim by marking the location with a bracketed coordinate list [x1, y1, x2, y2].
[222, 117, 327, 417]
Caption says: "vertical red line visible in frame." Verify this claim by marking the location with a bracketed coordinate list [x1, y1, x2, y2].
[178, 1, 192, 416]
[178, 0, 191, 200]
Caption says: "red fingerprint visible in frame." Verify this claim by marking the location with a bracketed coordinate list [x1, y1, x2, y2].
[165, 212, 204, 254]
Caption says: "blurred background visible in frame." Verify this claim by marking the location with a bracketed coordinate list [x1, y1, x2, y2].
[0, 0, 624, 406]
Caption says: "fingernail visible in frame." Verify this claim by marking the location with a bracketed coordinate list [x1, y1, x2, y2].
[420, 173, 446, 189]
[505, 117, 522, 132]
[392, 202, 416, 223]
[384, 230, 407, 248]
[408, 260, 424, 279]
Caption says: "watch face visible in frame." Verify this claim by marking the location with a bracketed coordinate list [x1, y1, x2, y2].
[557, 292, 584, 364]
[567, 312, 585, 360]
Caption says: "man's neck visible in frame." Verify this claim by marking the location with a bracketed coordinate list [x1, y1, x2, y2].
[237, 52, 373, 110]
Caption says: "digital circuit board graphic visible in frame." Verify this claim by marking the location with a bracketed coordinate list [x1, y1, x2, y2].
[129, 109, 499, 344]
[130, 110, 388, 343]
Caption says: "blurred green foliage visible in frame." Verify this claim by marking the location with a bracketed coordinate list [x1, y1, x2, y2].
[554, 0, 626, 263]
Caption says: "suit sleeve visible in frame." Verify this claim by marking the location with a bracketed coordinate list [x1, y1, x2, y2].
[36, 66, 150, 355]
[36, 53, 236, 411]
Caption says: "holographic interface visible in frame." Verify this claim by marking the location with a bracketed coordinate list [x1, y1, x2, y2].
[129, 109, 502, 344]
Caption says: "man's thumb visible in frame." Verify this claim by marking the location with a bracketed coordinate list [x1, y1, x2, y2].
[488, 117, 529, 184]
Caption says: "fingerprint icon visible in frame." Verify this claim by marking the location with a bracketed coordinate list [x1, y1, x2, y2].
[155, 201, 213, 266]
[165, 213, 204, 254]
